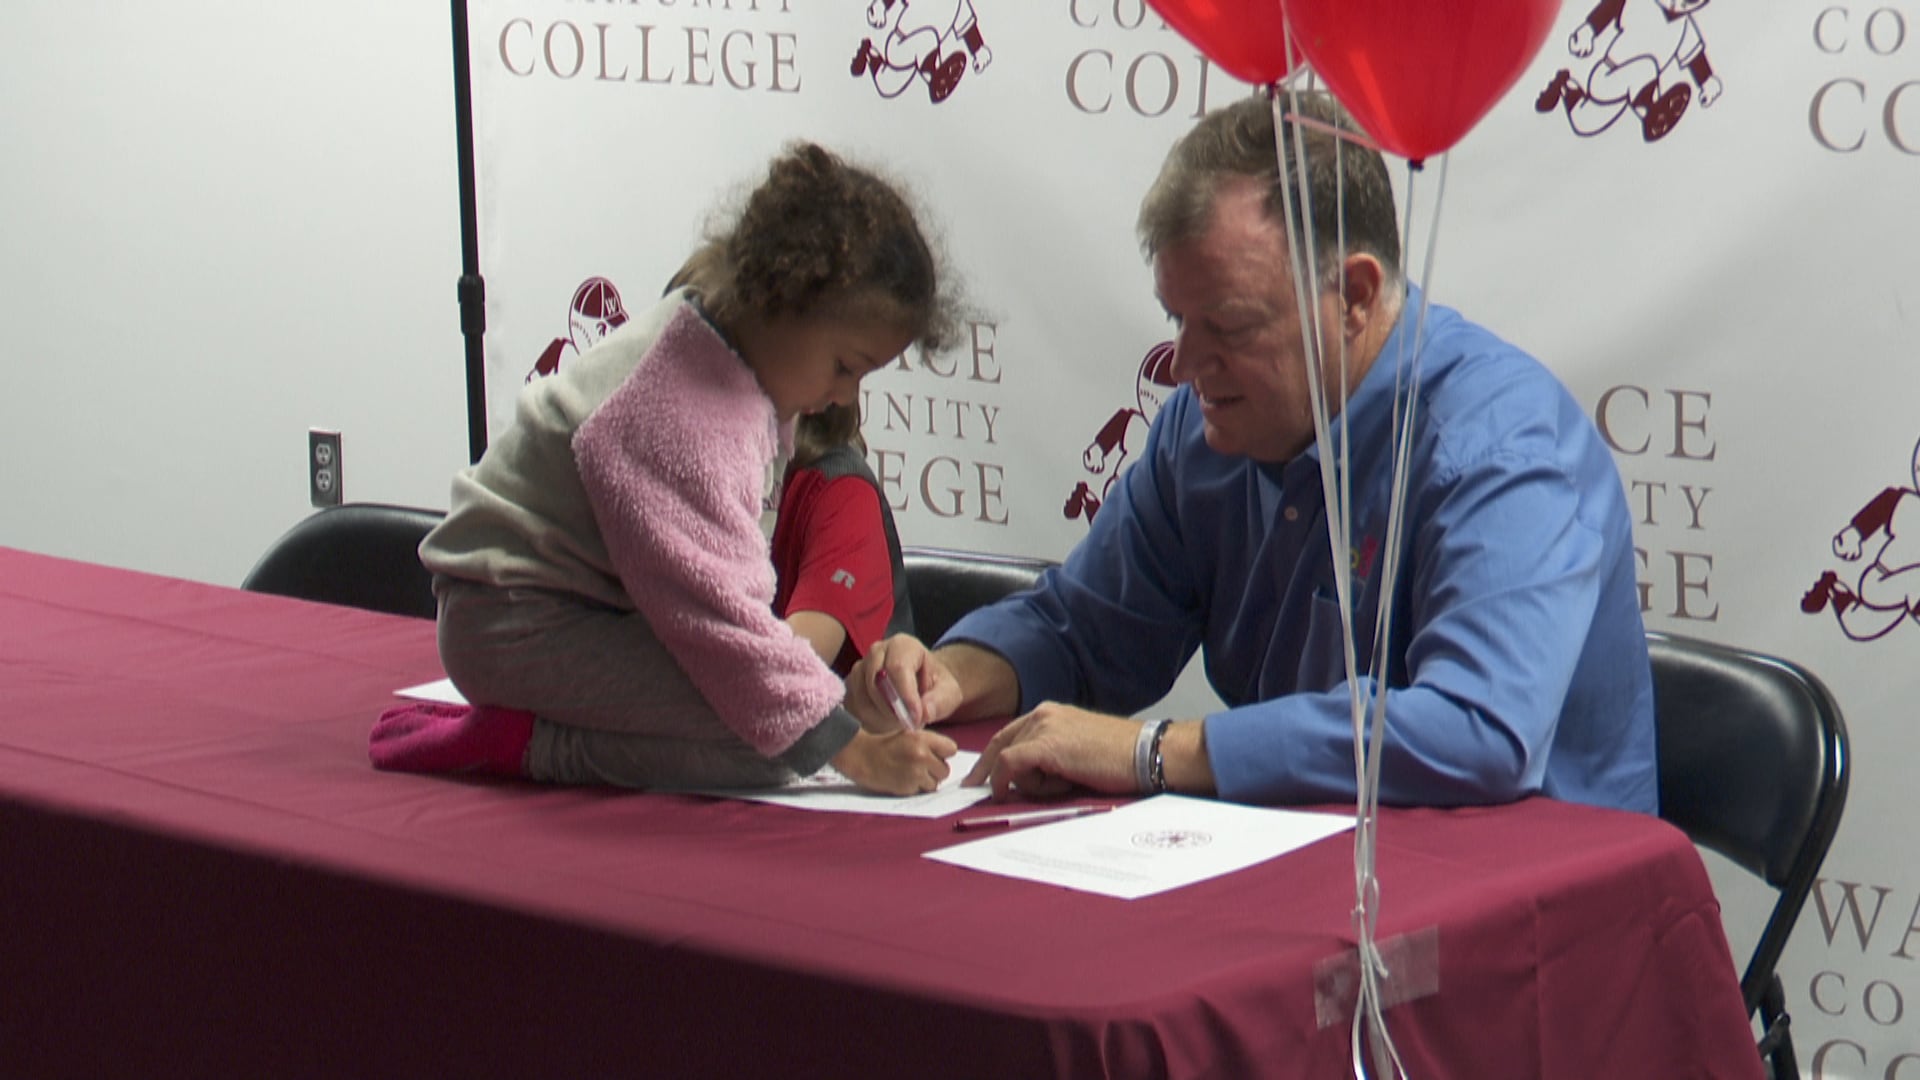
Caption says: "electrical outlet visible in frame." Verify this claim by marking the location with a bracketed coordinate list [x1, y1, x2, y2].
[309, 429, 343, 507]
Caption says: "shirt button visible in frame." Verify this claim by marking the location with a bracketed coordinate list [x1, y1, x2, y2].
[1283, 506, 1299, 522]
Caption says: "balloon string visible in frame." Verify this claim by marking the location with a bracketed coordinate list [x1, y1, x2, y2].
[1352, 149, 1448, 1080]
[1267, 75, 1407, 1080]
[1268, 101, 1386, 158]
[1269, 86, 1346, 605]
[1273, 72, 1456, 1080]
[1374, 153, 1449, 696]
[1269, 85, 1359, 726]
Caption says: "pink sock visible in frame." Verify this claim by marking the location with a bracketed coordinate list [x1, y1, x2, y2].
[369, 701, 535, 778]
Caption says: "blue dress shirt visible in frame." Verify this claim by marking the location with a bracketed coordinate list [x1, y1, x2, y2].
[947, 294, 1657, 812]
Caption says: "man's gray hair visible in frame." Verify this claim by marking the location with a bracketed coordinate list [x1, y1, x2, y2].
[1137, 91, 1401, 283]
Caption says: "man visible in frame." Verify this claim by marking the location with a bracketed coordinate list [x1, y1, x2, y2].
[850, 92, 1657, 813]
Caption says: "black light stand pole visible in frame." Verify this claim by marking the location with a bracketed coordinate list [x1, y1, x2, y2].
[451, 0, 488, 464]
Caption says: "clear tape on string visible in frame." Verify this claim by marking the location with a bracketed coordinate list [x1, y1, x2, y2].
[1270, 74, 1452, 1080]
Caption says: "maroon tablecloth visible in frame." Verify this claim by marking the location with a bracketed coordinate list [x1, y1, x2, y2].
[0, 547, 1762, 1079]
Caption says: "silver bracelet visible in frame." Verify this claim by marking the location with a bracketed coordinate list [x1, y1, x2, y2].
[1134, 718, 1169, 795]
[1136, 722, 1167, 791]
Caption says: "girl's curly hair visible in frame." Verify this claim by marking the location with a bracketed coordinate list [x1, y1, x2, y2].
[672, 143, 959, 355]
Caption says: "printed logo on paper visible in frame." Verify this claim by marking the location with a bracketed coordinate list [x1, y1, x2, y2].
[1534, 0, 1722, 143]
[1801, 434, 1920, 642]
[849, 0, 993, 104]
[1132, 828, 1213, 850]
[1064, 342, 1177, 526]
[526, 276, 629, 382]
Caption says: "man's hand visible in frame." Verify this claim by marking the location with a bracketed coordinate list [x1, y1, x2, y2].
[831, 728, 958, 796]
[847, 636, 1021, 733]
[846, 635, 964, 734]
[964, 703, 1142, 800]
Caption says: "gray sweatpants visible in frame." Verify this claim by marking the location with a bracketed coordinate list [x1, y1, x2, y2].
[434, 576, 805, 790]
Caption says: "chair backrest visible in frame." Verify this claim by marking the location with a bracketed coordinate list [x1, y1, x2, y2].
[1647, 630, 1849, 1076]
[901, 546, 1056, 643]
[241, 503, 446, 620]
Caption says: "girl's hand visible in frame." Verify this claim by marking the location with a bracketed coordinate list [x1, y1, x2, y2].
[831, 728, 958, 796]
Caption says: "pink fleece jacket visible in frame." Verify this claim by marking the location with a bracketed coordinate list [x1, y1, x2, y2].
[571, 305, 845, 758]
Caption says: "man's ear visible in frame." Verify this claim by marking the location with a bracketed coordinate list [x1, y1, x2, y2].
[1337, 253, 1385, 337]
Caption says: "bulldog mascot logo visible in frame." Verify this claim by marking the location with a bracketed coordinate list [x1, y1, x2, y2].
[1803, 435, 1920, 642]
[526, 277, 629, 382]
[1535, 0, 1722, 142]
[1065, 342, 1178, 525]
[850, 0, 993, 104]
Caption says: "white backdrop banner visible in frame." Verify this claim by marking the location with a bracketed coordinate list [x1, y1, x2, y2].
[471, 4, 1919, 1075]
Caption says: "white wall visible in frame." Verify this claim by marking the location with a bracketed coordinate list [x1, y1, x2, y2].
[0, 1, 467, 586]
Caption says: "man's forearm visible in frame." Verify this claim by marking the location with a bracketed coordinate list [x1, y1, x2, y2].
[933, 642, 1022, 723]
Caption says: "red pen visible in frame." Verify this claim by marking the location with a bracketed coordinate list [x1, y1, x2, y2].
[875, 669, 917, 733]
[953, 805, 1115, 832]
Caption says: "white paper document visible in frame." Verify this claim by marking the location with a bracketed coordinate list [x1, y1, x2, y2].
[392, 677, 982, 817]
[687, 750, 991, 819]
[924, 793, 1354, 899]
[395, 677, 466, 705]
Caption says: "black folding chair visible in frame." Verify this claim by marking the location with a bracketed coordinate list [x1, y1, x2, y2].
[1647, 631, 1850, 1080]
[241, 503, 446, 620]
[900, 546, 1056, 644]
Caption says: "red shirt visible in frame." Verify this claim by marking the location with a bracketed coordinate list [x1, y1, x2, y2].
[771, 463, 899, 676]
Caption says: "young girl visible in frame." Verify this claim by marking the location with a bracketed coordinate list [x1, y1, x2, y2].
[384, 143, 958, 796]
[773, 403, 915, 676]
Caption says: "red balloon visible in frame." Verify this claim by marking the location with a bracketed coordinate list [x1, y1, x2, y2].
[1288, 0, 1559, 162]
[1148, 0, 1296, 87]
